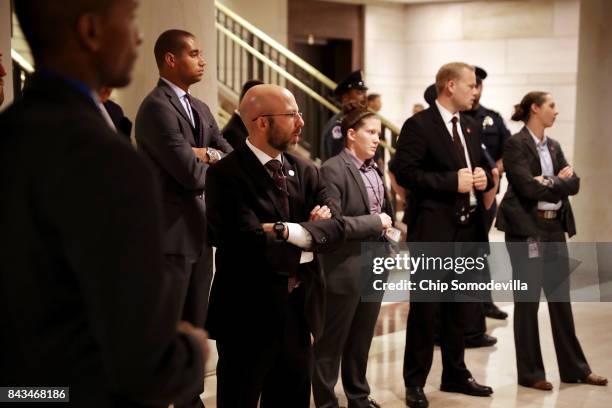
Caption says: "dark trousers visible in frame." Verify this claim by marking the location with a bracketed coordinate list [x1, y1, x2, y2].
[215, 286, 312, 408]
[403, 221, 478, 386]
[313, 293, 381, 408]
[464, 201, 498, 341]
[506, 218, 591, 385]
[166, 244, 213, 408]
[404, 301, 472, 386]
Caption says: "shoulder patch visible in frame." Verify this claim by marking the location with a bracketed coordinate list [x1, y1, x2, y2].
[332, 125, 343, 140]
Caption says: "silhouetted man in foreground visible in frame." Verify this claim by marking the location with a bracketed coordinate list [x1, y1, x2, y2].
[0, 1, 208, 407]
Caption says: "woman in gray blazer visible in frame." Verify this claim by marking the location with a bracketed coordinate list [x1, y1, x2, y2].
[313, 103, 394, 408]
[497, 91, 607, 391]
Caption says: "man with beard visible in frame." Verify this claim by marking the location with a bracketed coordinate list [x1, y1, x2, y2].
[0, 1, 208, 407]
[205, 84, 345, 407]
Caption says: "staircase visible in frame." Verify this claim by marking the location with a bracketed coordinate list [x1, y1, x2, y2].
[214, 0, 399, 161]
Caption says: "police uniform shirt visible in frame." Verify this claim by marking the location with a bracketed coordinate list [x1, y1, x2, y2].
[464, 104, 511, 162]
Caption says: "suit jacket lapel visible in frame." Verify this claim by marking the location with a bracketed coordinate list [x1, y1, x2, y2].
[158, 79, 195, 129]
[340, 150, 370, 212]
[238, 147, 288, 220]
[189, 99, 206, 147]
[520, 126, 540, 163]
[283, 157, 300, 219]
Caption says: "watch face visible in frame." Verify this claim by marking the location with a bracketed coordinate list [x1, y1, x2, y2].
[208, 149, 221, 163]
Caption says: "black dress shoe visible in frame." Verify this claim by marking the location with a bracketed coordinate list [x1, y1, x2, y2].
[405, 386, 428, 408]
[440, 377, 493, 396]
[484, 304, 508, 320]
[465, 334, 497, 348]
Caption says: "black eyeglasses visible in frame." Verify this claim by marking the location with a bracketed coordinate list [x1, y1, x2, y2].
[251, 112, 303, 121]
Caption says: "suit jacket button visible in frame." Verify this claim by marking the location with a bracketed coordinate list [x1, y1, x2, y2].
[321, 236, 327, 243]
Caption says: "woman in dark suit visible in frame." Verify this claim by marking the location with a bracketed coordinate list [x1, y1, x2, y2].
[496, 91, 607, 390]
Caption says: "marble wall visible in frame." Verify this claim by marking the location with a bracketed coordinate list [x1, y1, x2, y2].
[218, 0, 288, 46]
[114, 0, 219, 122]
[364, 0, 580, 162]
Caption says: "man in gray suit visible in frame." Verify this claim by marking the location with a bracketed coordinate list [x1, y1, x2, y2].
[314, 103, 393, 408]
[135, 29, 232, 408]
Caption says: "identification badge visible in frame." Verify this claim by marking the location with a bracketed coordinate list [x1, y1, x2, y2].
[527, 237, 540, 259]
[385, 226, 402, 243]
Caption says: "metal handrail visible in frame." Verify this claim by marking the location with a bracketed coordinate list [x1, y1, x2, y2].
[215, 1, 336, 91]
[217, 23, 339, 113]
[216, 2, 400, 157]
[217, 106, 232, 128]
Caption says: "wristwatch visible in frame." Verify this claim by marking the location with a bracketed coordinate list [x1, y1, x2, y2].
[206, 148, 221, 164]
[273, 221, 286, 241]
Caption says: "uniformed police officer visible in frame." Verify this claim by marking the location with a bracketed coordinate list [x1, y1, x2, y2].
[463, 66, 511, 321]
[319, 70, 368, 162]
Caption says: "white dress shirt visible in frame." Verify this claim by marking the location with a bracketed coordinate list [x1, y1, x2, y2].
[246, 138, 314, 263]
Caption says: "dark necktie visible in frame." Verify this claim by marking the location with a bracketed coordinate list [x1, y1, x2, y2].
[451, 116, 467, 167]
[185, 94, 203, 147]
[265, 159, 290, 217]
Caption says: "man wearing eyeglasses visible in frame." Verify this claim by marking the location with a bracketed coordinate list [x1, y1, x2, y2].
[205, 84, 345, 407]
[135, 29, 233, 408]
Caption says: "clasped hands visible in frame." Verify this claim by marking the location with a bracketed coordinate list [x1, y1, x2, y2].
[457, 167, 487, 193]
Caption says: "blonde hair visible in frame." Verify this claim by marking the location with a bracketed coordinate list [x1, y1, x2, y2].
[435, 62, 474, 95]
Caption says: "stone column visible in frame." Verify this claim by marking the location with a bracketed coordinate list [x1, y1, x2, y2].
[572, 0, 612, 242]
[114, 0, 218, 121]
[572, 0, 612, 300]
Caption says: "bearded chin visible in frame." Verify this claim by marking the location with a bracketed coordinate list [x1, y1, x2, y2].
[268, 127, 292, 152]
[270, 138, 291, 152]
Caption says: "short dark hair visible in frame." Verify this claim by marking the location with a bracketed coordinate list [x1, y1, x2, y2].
[239, 79, 263, 101]
[341, 101, 376, 141]
[154, 29, 195, 69]
[367, 94, 380, 102]
[15, 0, 114, 63]
[511, 91, 549, 122]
